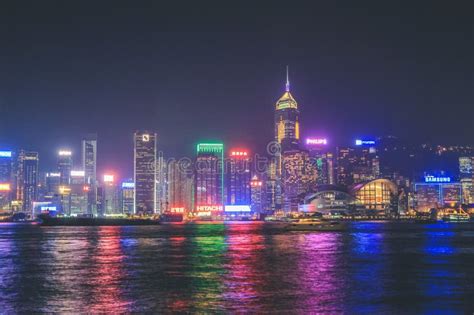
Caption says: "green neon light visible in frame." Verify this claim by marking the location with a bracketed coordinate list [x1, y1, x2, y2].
[195, 142, 224, 204]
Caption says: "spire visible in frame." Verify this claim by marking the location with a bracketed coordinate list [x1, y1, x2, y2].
[285, 65, 290, 92]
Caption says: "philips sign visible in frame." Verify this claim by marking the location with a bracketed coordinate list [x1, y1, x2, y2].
[306, 138, 328, 145]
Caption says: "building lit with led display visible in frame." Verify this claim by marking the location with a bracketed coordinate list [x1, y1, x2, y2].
[156, 155, 168, 214]
[69, 170, 88, 216]
[102, 174, 119, 215]
[226, 149, 251, 206]
[281, 149, 316, 212]
[194, 143, 224, 214]
[134, 131, 157, 214]
[120, 181, 134, 214]
[305, 138, 334, 185]
[414, 176, 462, 212]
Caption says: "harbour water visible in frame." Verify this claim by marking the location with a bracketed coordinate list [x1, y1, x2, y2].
[0, 222, 473, 313]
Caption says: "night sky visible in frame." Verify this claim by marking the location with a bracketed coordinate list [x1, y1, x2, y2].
[1, 2, 472, 177]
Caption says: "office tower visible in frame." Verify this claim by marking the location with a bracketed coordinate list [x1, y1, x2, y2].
[270, 67, 300, 211]
[134, 131, 157, 214]
[281, 149, 316, 212]
[459, 157, 474, 204]
[250, 175, 264, 214]
[57, 150, 72, 185]
[335, 147, 354, 186]
[156, 154, 168, 214]
[168, 159, 193, 213]
[102, 174, 119, 215]
[45, 172, 61, 195]
[195, 143, 224, 212]
[227, 149, 251, 206]
[69, 170, 88, 216]
[304, 138, 333, 185]
[265, 162, 278, 212]
[17, 151, 39, 213]
[82, 134, 97, 215]
[0, 150, 13, 211]
[120, 181, 134, 214]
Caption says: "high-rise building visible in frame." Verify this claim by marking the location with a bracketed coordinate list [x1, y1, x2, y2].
[156, 154, 168, 214]
[250, 175, 264, 214]
[17, 151, 39, 213]
[134, 131, 157, 214]
[0, 150, 14, 211]
[414, 175, 462, 211]
[120, 181, 134, 214]
[82, 134, 97, 216]
[270, 67, 300, 212]
[102, 174, 119, 215]
[226, 149, 251, 206]
[195, 143, 224, 213]
[459, 157, 473, 204]
[57, 150, 72, 185]
[281, 149, 316, 212]
[69, 170, 88, 216]
[304, 138, 333, 186]
[168, 159, 193, 213]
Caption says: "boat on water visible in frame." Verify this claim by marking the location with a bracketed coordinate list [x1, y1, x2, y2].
[442, 213, 470, 223]
[286, 218, 347, 231]
[38, 214, 160, 226]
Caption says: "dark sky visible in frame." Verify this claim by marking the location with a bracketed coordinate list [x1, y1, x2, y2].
[1, 1, 473, 178]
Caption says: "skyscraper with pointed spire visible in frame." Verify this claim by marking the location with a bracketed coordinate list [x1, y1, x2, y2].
[267, 67, 302, 212]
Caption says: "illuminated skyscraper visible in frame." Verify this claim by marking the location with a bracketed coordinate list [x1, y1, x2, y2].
[281, 149, 316, 212]
[195, 143, 224, 211]
[459, 156, 473, 204]
[250, 175, 264, 214]
[69, 170, 88, 216]
[227, 149, 251, 206]
[134, 131, 157, 214]
[270, 67, 301, 211]
[168, 159, 193, 213]
[17, 151, 39, 213]
[156, 154, 168, 214]
[304, 138, 333, 186]
[102, 174, 119, 215]
[120, 181, 135, 214]
[82, 134, 97, 215]
[57, 150, 72, 185]
[0, 150, 13, 210]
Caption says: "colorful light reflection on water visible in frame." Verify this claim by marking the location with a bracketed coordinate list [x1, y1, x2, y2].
[0, 222, 473, 313]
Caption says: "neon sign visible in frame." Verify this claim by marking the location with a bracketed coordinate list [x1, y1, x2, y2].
[224, 205, 251, 212]
[0, 183, 11, 191]
[355, 139, 376, 146]
[47, 172, 61, 177]
[424, 175, 451, 183]
[70, 170, 85, 177]
[40, 206, 57, 211]
[0, 151, 12, 158]
[196, 205, 223, 212]
[58, 150, 72, 156]
[306, 138, 328, 145]
[230, 151, 248, 157]
[103, 175, 114, 182]
[170, 207, 185, 213]
[121, 182, 135, 188]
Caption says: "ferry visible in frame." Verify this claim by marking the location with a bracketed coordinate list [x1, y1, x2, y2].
[442, 213, 470, 223]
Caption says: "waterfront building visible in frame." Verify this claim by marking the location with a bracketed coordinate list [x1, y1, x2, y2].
[250, 175, 264, 214]
[414, 175, 462, 212]
[281, 149, 316, 212]
[301, 185, 355, 214]
[350, 178, 398, 215]
[69, 170, 88, 216]
[226, 149, 251, 206]
[194, 143, 224, 215]
[16, 151, 39, 213]
[168, 159, 193, 214]
[82, 134, 97, 215]
[102, 174, 119, 215]
[134, 131, 157, 214]
[57, 150, 72, 185]
[0, 150, 13, 211]
[120, 181, 134, 214]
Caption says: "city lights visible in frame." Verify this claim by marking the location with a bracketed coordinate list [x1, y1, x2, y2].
[306, 138, 328, 145]
[71, 170, 85, 177]
[0, 151, 12, 158]
[58, 150, 72, 156]
[0, 183, 11, 191]
[224, 205, 251, 212]
[355, 139, 376, 146]
[103, 174, 114, 182]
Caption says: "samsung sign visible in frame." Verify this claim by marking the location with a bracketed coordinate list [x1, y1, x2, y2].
[424, 175, 451, 183]
[224, 205, 251, 212]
